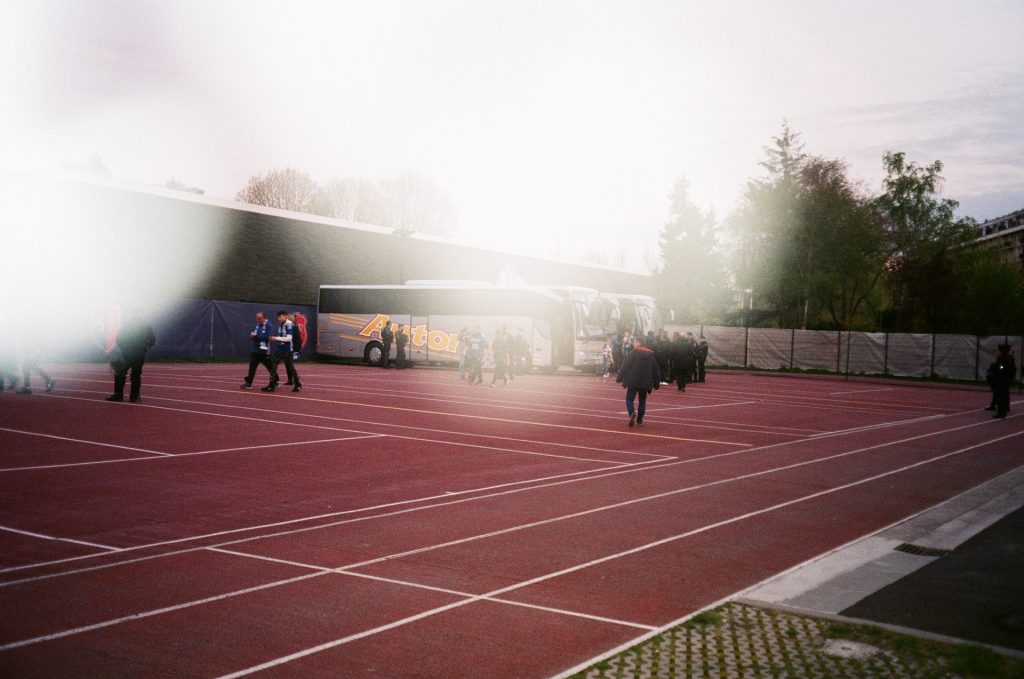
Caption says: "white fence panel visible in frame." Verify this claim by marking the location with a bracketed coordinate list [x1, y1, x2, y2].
[886, 333, 932, 377]
[932, 334, 977, 380]
[792, 330, 840, 371]
[844, 332, 886, 375]
[702, 326, 746, 366]
[977, 336, 1023, 381]
[747, 328, 791, 369]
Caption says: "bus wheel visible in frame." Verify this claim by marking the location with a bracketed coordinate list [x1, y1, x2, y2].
[364, 342, 384, 366]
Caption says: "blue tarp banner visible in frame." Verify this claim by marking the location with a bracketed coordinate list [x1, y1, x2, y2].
[84, 299, 318, 361]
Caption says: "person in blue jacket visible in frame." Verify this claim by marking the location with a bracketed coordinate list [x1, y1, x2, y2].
[262, 311, 302, 392]
[615, 336, 661, 427]
[241, 311, 273, 389]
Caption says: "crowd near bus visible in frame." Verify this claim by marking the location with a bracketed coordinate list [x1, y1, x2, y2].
[4, 281, 1017, 427]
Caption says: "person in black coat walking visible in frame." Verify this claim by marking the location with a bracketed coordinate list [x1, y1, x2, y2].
[987, 344, 1016, 419]
[615, 337, 661, 427]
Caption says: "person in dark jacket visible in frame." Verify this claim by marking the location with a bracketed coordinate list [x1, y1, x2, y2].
[615, 337, 661, 427]
[987, 344, 1016, 419]
[394, 324, 408, 369]
[262, 310, 302, 392]
[670, 332, 697, 392]
[107, 312, 156, 403]
[241, 311, 273, 389]
[490, 327, 510, 386]
[697, 337, 709, 383]
[380, 321, 394, 368]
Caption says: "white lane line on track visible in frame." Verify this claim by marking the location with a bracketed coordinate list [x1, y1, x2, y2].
[0, 525, 120, 551]
[133, 370, 819, 436]
[214, 428, 1024, 678]
[0, 435, 388, 473]
[0, 572, 326, 651]
[5, 422, 1015, 654]
[46, 379, 751, 447]
[33, 391, 646, 467]
[552, 458, 1024, 678]
[1, 408, 1015, 604]
[0, 427, 174, 457]
[42, 381, 672, 459]
[828, 387, 896, 395]
[209, 548, 658, 631]
[0, 403, 1004, 582]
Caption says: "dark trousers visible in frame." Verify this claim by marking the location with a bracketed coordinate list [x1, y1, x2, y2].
[381, 340, 392, 367]
[269, 352, 299, 386]
[245, 351, 272, 384]
[697, 359, 706, 383]
[22, 360, 52, 389]
[466, 356, 482, 384]
[994, 383, 1010, 417]
[625, 387, 648, 421]
[114, 357, 146, 399]
[396, 344, 407, 368]
[673, 367, 690, 391]
[491, 359, 508, 385]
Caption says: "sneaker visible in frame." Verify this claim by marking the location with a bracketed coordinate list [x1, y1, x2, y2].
[129, 395, 140, 403]
[106, 394, 124, 402]
[16, 387, 31, 395]
[292, 384, 302, 392]
[660, 381, 668, 385]
[45, 379, 56, 393]
[628, 413, 636, 427]
[984, 406, 996, 411]
[261, 384, 277, 392]
[241, 382, 252, 389]
[285, 380, 294, 386]
[636, 419, 643, 426]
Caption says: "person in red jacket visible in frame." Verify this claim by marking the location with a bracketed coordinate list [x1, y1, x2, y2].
[615, 336, 661, 427]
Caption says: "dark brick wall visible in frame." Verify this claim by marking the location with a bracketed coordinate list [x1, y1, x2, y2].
[24, 173, 651, 307]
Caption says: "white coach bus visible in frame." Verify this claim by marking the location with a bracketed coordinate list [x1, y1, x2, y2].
[316, 283, 626, 370]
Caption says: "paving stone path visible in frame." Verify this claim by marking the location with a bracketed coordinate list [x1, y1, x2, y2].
[571, 602, 1009, 678]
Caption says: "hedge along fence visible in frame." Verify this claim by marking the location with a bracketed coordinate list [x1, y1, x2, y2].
[665, 325, 1023, 382]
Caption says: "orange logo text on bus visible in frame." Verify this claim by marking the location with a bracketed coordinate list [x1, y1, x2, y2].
[357, 314, 461, 354]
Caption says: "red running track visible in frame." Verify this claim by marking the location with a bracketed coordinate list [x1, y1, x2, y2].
[1, 363, 1021, 677]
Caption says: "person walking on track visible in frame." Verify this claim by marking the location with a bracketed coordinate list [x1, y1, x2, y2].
[241, 311, 273, 389]
[262, 310, 302, 393]
[616, 336, 661, 427]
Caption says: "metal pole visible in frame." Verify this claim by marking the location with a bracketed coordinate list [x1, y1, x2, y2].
[845, 330, 852, 379]
[883, 332, 889, 376]
[835, 330, 841, 374]
[974, 335, 981, 382]
[743, 327, 749, 368]
[789, 328, 795, 369]
[929, 334, 936, 378]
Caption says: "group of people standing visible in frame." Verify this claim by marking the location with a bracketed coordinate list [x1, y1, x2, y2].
[607, 330, 709, 426]
[604, 330, 708, 389]
[242, 311, 303, 392]
[457, 326, 522, 387]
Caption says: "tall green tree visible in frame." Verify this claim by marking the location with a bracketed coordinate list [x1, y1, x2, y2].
[730, 121, 808, 327]
[872, 152, 977, 331]
[654, 176, 729, 323]
[799, 157, 887, 329]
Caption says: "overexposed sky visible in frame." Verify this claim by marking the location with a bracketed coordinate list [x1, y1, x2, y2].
[2, 0, 1022, 270]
